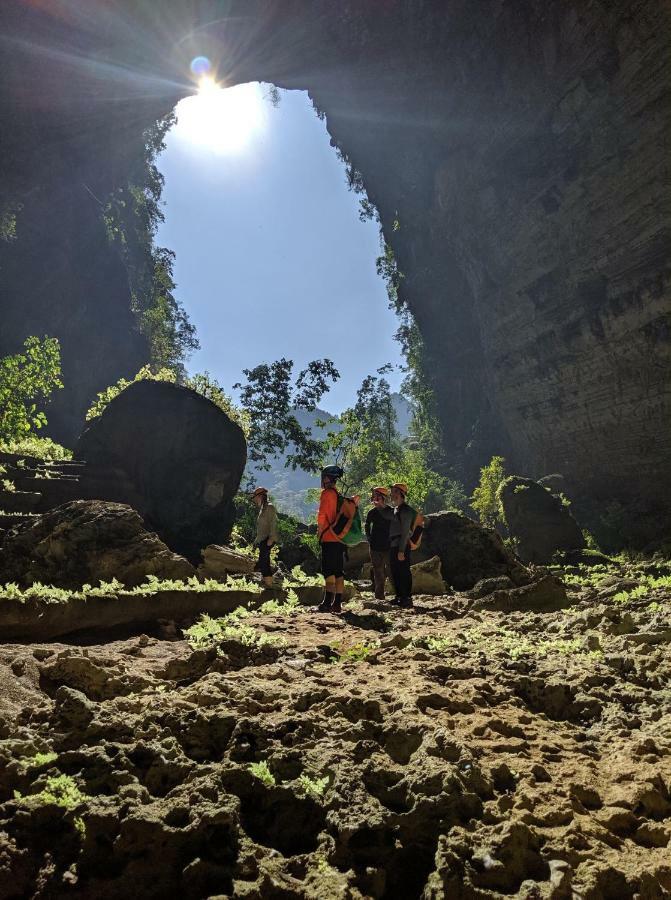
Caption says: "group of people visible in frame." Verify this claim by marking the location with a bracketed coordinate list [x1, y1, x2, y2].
[251, 464, 416, 612]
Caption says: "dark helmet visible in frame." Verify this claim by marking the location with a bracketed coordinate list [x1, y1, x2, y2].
[321, 465, 344, 481]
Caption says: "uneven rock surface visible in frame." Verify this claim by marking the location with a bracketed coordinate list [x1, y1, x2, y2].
[499, 477, 586, 564]
[0, 562, 668, 898]
[76, 381, 247, 559]
[199, 545, 256, 579]
[0, 500, 194, 589]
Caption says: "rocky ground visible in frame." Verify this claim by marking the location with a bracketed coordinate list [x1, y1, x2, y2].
[0, 561, 669, 899]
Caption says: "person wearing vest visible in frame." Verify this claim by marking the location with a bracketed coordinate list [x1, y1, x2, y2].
[365, 486, 395, 601]
[252, 487, 279, 589]
[389, 482, 415, 608]
[316, 465, 346, 614]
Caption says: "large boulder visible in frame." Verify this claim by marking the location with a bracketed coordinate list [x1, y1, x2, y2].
[76, 380, 247, 559]
[412, 511, 530, 591]
[498, 476, 585, 564]
[0, 500, 195, 588]
[198, 544, 255, 579]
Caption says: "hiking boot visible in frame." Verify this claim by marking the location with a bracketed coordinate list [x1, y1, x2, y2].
[316, 592, 334, 613]
[331, 596, 343, 614]
[388, 596, 401, 606]
[399, 597, 414, 609]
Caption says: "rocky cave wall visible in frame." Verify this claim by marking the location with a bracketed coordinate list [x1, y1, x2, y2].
[0, 0, 669, 539]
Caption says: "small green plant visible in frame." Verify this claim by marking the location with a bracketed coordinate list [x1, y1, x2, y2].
[613, 584, 650, 604]
[298, 774, 330, 799]
[258, 589, 301, 616]
[2, 479, 16, 493]
[185, 609, 285, 651]
[74, 816, 86, 839]
[330, 641, 378, 663]
[15, 774, 87, 810]
[20, 751, 58, 770]
[249, 760, 276, 787]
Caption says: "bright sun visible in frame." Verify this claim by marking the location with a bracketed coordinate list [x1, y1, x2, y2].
[174, 78, 265, 155]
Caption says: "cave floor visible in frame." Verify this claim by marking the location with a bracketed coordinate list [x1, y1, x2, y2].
[0, 573, 669, 899]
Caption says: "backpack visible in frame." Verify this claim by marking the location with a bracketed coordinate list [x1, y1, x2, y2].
[332, 493, 363, 546]
[408, 510, 425, 550]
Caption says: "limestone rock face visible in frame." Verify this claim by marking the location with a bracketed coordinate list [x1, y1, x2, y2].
[0, 500, 194, 588]
[76, 381, 247, 559]
[413, 511, 530, 591]
[499, 476, 586, 565]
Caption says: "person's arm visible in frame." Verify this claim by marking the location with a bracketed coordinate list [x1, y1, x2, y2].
[267, 505, 279, 545]
[398, 506, 413, 555]
[256, 507, 269, 545]
[317, 489, 337, 539]
[365, 509, 374, 539]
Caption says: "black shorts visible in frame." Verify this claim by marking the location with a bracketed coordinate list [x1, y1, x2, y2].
[321, 542, 345, 578]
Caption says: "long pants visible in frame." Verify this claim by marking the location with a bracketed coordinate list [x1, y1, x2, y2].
[370, 549, 389, 600]
[257, 542, 273, 577]
[389, 546, 412, 600]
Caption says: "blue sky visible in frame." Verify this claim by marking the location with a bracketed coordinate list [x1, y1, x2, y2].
[155, 82, 403, 413]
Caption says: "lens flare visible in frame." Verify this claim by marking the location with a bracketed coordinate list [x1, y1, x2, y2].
[190, 55, 211, 77]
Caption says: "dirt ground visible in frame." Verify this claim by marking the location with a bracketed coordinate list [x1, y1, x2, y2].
[0, 570, 669, 898]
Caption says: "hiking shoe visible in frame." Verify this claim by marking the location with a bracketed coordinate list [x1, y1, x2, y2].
[316, 598, 332, 613]
[388, 597, 401, 606]
[331, 598, 343, 614]
[399, 597, 414, 609]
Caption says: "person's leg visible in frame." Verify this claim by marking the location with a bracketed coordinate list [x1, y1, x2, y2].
[331, 547, 346, 613]
[400, 550, 413, 607]
[389, 547, 401, 604]
[259, 542, 273, 587]
[317, 544, 336, 611]
[371, 550, 386, 600]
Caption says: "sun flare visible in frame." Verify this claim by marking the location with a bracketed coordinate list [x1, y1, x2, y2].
[174, 79, 265, 155]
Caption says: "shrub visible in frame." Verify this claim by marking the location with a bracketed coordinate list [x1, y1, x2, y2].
[249, 760, 276, 787]
[0, 336, 63, 443]
[471, 456, 506, 529]
[0, 435, 72, 461]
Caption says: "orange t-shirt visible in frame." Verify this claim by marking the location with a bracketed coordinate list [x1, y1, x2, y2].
[317, 487, 340, 543]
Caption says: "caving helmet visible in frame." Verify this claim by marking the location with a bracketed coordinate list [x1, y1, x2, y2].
[321, 465, 344, 483]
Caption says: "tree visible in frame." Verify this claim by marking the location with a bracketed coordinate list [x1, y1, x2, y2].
[323, 370, 466, 512]
[0, 336, 63, 442]
[471, 455, 507, 529]
[234, 358, 340, 472]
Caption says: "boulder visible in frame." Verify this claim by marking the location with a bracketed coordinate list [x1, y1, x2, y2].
[76, 380, 247, 559]
[385, 555, 445, 595]
[199, 544, 255, 578]
[412, 511, 530, 591]
[0, 500, 195, 588]
[343, 541, 372, 575]
[498, 476, 585, 564]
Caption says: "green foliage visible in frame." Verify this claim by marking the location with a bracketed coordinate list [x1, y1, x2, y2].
[0, 336, 63, 443]
[411, 634, 454, 654]
[471, 456, 507, 529]
[103, 113, 198, 372]
[249, 760, 276, 787]
[299, 531, 320, 560]
[85, 366, 248, 433]
[185, 608, 285, 651]
[323, 370, 465, 512]
[0, 435, 72, 461]
[1, 479, 15, 493]
[20, 751, 58, 770]
[258, 589, 301, 616]
[298, 774, 330, 799]
[0, 202, 21, 242]
[330, 641, 378, 663]
[234, 358, 340, 472]
[15, 774, 87, 810]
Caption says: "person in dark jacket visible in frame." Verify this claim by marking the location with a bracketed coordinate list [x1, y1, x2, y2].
[365, 486, 394, 600]
[389, 482, 415, 608]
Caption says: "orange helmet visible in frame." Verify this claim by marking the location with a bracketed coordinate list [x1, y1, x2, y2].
[251, 486, 268, 499]
[391, 483, 408, 497]
[371, 486, 389, 499]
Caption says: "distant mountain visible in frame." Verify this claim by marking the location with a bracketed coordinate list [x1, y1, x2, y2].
[249, 394, 413, 522]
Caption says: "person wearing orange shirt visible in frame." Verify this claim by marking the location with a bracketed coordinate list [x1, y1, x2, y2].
[316, 464, 346, 613]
